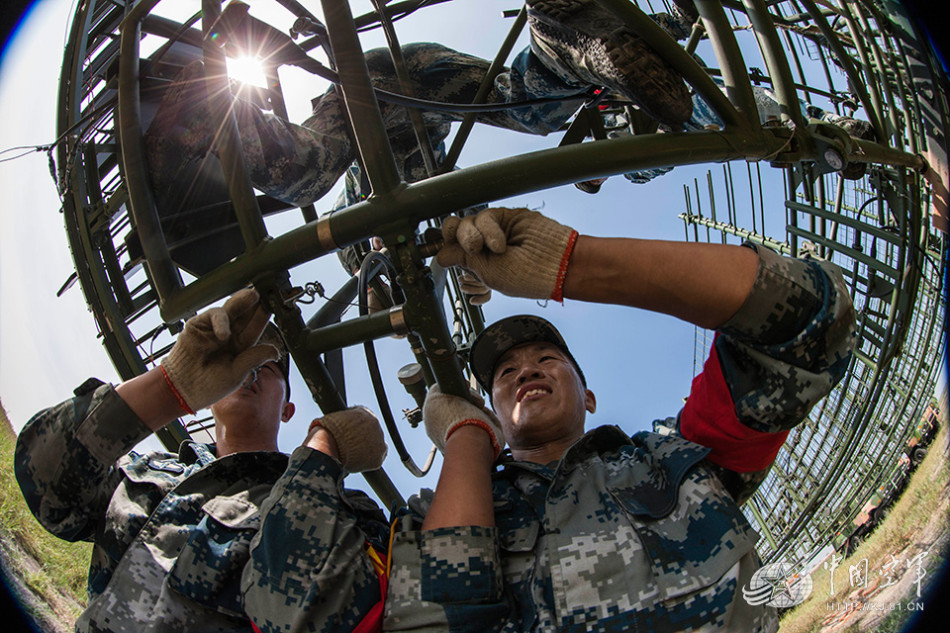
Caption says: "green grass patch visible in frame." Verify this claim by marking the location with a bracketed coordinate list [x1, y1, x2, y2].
[1, 402, 91, 626]
[778, 420, 950, 633]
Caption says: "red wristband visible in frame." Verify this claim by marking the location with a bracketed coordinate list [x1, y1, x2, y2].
[550, 229, 579, 303]
[446, 419, 501, 460]
[160, 364, 195, 415]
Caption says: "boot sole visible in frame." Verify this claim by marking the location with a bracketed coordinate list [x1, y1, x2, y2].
[528, 0, 692, 125]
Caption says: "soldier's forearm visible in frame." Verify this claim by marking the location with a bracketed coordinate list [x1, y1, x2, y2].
[302, 426, 340, 460]
[115, 367, 189, 432]
[562, 236, 759, 329]
[422, 426, 496, 530]
[15, 384, 152, 541]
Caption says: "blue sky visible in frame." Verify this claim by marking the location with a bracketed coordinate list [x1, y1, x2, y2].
[0, 0, 795, 502]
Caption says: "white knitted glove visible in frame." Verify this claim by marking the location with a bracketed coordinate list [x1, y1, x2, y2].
[422, 385, 505, 459]
[437, 208, 578, 301]
[458, 272, 492, 305]
[310, 406, 388, 473]
[160, 288, 278, 413]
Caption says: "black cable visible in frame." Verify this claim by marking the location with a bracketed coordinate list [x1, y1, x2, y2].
[373, 86, 594, 114]
[357, 251, 435, 477]
[211, 8, 596, 115]
[353, 0, 453, 35]
[0, 145, 51, 163]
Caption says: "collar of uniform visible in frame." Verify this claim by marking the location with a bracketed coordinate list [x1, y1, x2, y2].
[496, 426, 711, 519]
[566, 425, 635, 458]
[495, 426, 633, 480]
[495, 454, 556, 481]
[176, 441, 290, 474]
[177, 441, 217, 465]
[200, 444, 292, 484]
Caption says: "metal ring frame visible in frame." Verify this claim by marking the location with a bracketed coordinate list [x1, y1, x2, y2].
[57, 0, 947, 557]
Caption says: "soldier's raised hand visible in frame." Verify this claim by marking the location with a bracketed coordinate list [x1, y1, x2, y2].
[307, 407, 388, 473]
[437, 208, 578, 301]
[422, 385, 505, 460]
[458, 272, 493, 305]
[161, 288, 278, 413]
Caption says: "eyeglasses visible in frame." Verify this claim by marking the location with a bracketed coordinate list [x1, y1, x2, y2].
[242, 363, 279, 388]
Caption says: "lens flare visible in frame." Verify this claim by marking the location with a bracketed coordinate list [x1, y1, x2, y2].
[226, 55, 266, 87]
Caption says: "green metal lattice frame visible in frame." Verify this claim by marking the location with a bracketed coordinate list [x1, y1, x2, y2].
[57, 0, 946, 529]
[679, 0, 947, 563]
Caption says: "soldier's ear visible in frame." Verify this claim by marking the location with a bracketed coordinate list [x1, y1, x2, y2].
[281, 402, 296, 423]
[585, 389, 596, 414]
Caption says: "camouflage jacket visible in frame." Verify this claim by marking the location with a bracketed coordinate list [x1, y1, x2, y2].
[384, 245, 856, 633]
[14, 381, 387, 633]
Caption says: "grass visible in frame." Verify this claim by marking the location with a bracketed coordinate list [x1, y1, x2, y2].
[0, 401, 91, 629]
[777, 420, 950, 633]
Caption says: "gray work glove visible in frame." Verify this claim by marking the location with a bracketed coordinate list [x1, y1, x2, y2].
[422, 385, 505, 459]
[458, 272, 492, 306]
[437, 208, 578, 301]
[161, 288, 278, 413]
[310, 406, 388, 473]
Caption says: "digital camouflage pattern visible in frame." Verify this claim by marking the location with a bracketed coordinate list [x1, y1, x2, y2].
[714, 244, 856, 434]
[608, 81, 874, 184]
[143, 11, 695, 211]
[242, 447, 390, 633]
[383, 245, 856, 633]
[63, 4, 858, 629]
[524, 0, 693, 125]
[14, 381, 387, 633]
[145, 41, 584, 211]
[143, 11, 867, 206]
[386, 431, 770, 633]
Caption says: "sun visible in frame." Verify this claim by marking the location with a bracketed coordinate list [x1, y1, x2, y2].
[226, 55, 267, 88]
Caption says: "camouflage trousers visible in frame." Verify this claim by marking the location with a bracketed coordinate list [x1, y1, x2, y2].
[144, 10, 701, 208]
[145, 13, 861, 202]
[145, 42, 587, 209]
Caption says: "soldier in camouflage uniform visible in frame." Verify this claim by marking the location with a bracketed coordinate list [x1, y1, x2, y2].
[14, 289, 390, 633]
[379, 206, 856, 632]
[144, 1, 696, 212]
[144, 0, 868, 206]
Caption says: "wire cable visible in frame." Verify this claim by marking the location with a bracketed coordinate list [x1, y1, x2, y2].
[358, 251, 436, 477]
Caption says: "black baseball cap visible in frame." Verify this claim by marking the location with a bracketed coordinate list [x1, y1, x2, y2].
[469, 315, 586, 394]
[258, 322, 291, 400]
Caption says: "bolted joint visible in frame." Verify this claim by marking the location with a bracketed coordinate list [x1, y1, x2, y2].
[418, 227, 445, 258]
[403, 407, 423, 428]
[808, 122, 860, 175]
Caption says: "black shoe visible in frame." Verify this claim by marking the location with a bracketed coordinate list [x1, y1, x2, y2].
[575, 177, 606, 193]
[526, 0, 692, 126]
